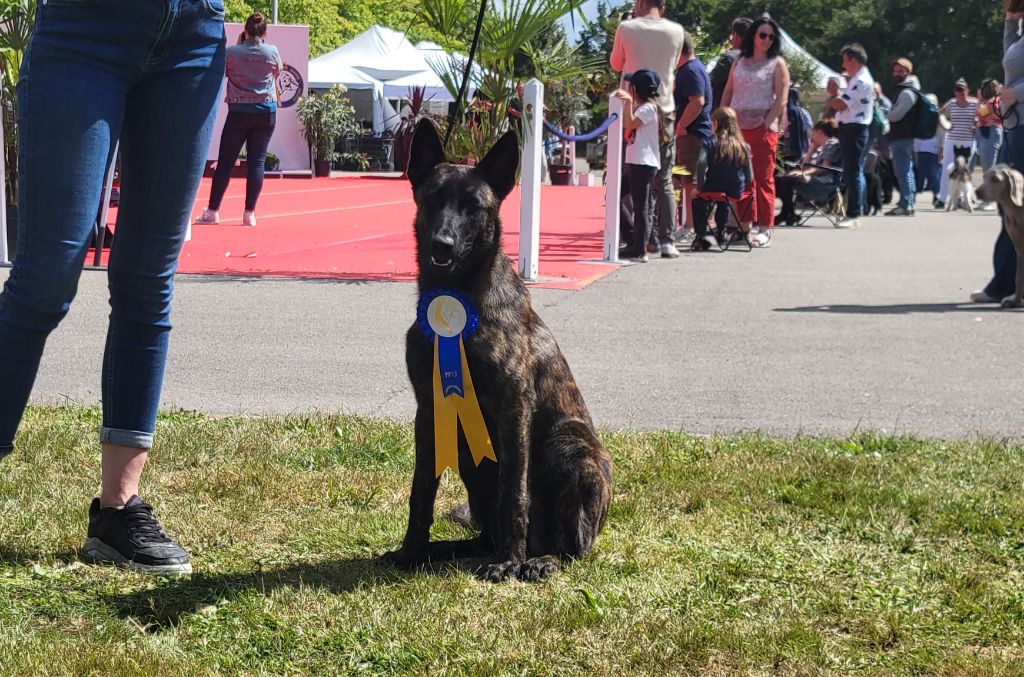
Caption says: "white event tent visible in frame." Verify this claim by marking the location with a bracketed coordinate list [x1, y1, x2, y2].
[308, 25, 468, 133]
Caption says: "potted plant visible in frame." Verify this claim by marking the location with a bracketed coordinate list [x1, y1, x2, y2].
[265, 152, 280, 171]
[392, 86, 429, 177]
[296, 85, 357, 177]
[544, 75, 589, 186]
[337, 151, 370, 172]
[1, 0, 35, 251]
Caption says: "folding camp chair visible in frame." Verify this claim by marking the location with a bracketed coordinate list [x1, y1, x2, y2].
[694, 186, 754, 252]
[793, 161, 845, 227]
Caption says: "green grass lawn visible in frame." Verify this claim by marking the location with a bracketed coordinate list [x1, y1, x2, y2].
[1, 406, 1023, 675]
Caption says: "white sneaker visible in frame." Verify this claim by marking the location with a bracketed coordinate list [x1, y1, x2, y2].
[659, 243, 680, 259]
[834, 217, 859, 229]
[980, 201, 997, 211]
[242, 211, 256, 227]
[969, 290, 998, 303]
[194, 209, 219, 225]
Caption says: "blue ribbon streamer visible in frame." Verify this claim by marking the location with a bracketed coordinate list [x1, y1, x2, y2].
[542, 113, 618, 143]
[417, 289, 479, 399]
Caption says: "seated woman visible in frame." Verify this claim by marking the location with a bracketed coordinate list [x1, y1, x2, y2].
[776, 119, 842, 226]
[691, 107, 752, 251]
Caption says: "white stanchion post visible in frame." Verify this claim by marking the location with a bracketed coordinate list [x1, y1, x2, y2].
[518, 78, 543, 281]
[568, 125, 576, 186]
[603, 95, 623, 262]
[0, 71, 8, 265]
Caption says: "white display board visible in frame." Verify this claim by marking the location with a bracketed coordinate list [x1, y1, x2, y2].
[207, 23, 310, 171]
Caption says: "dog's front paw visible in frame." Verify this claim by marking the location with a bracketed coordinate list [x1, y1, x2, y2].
[481, 559, 521, 583]
[380, 546, 428, 571]
[518, 556, 560, 582]
[1001, 295, 1024, 309]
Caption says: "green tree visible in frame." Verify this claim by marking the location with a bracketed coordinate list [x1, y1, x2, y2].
[662, 0, 1005, 100]
[225, 0, 458, 57]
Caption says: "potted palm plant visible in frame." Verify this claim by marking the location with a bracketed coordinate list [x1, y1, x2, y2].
[416, 0, 598, 165]
[296, 85, 357, 177]
[1, 0, 35, 251]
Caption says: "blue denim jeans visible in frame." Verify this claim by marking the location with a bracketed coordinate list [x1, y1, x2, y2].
[838, 123, 870, 218]
[208, 110, 276, 212]
[975, 126, 1004, 174]
[889, 139, 916, 208]
[914, 151, 941, 201]
[985, 126, 1022, 299]
[0, 0, 226, 457]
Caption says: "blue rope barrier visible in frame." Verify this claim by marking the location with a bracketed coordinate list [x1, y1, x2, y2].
[542, 114, 618, 143]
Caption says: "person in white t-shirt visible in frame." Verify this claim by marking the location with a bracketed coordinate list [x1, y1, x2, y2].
[613, 69, 663, 263]
[610, 0, 685, 257]
[831, 43, 875, 226]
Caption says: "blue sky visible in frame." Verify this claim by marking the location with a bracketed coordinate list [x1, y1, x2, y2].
[558, 0, 604, 43]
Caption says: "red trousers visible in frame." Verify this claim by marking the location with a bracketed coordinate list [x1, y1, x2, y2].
[739, 126, 779, 227]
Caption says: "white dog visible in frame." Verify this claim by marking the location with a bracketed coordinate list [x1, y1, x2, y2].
[975, 165, 1024, 308]
[945, 155, 975, 213]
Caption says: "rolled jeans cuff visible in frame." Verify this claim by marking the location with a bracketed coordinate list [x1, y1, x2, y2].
[100, 427, 153, 450]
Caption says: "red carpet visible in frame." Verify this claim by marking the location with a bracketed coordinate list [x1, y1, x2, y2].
[99, 176, 617, 291]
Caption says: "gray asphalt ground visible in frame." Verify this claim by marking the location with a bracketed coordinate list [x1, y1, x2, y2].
[3, 195, 1021, 440]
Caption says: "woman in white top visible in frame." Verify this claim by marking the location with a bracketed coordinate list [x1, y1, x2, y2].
[937, 78, 979, 208]
[722, 15, 790, 247]
[614, 69, 664, 262]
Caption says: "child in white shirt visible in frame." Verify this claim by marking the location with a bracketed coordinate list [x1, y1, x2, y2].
[614, 68, 664, 262]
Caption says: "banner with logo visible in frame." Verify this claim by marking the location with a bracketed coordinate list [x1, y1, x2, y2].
[208, 23, 310, 171]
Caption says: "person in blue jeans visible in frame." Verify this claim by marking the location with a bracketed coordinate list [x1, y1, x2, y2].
[973, 6, 1023, 304]
[0, 0, 225, 573]
[832, 44, 875, 227]
[884, 59, 920, 216]
[196, 12, 282, 228]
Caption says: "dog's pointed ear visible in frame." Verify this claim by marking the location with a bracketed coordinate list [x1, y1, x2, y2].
[1008, 167, 1024, 208]
[475, 130, 520, 202]
[407, 119, 446, 192]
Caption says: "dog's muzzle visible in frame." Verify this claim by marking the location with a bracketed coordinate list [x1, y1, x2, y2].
[429, 234, 456, 268]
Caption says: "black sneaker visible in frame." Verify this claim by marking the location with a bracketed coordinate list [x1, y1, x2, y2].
[82, 496, 192, 574]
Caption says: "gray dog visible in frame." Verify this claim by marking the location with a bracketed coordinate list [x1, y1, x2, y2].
[976, 164, 1024, 308]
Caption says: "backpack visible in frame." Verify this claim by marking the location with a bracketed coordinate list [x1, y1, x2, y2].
[868, 101, 890, 139]
[912, 93, 940, 140]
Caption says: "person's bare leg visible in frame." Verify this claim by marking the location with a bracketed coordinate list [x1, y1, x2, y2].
[100, 444, 148, 508]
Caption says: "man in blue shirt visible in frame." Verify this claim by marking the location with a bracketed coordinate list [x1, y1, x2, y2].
[674, 33, 712, 235]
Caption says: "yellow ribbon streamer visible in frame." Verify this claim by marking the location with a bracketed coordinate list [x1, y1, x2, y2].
[432, 336, 496, 477]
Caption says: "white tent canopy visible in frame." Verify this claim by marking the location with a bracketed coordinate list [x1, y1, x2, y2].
[308, 25, 475, 131]
[309, 24, 433, 84]
[779, 28, 844, 89]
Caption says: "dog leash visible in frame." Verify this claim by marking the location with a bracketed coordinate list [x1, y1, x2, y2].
[443, 0, 488, 151]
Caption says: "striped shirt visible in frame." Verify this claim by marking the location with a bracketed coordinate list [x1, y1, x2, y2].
[944, 98, 978, 144]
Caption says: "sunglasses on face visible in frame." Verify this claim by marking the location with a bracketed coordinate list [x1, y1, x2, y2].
[758, 31, 777, 41]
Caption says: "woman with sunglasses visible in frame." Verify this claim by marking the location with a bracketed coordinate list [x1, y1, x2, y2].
[721, 15, 790, 248]
[971, 0, 1024, 304]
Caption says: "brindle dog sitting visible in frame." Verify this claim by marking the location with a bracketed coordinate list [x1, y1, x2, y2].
[382, 119, 613, 582]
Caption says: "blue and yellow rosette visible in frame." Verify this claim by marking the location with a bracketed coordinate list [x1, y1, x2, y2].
[417, 289, 497, 478]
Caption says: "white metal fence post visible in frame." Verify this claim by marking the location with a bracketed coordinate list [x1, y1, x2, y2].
[568, 125, 576, 186]
[518, 78, 543, 281]
[603, 95, 623, 262]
